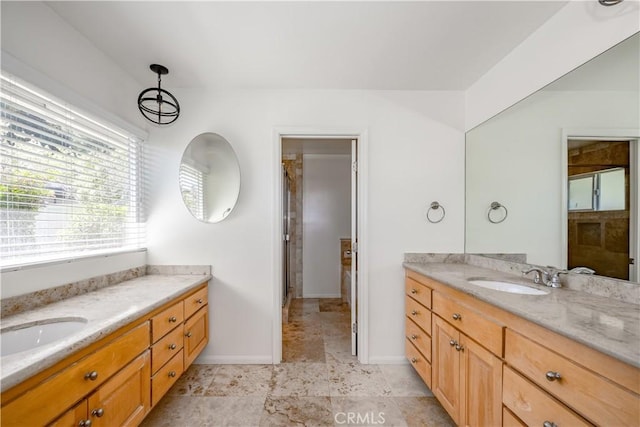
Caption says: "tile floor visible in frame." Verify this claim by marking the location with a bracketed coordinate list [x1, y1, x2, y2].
[142, 298, 454, 426]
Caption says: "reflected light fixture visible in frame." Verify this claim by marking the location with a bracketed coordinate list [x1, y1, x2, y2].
[598, 0, 623, 5]
[138, 64, 180, 125]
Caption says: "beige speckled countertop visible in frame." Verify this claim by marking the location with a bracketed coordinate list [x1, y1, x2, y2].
[0, 274, 211, 392]
[404, 262, 640, 368]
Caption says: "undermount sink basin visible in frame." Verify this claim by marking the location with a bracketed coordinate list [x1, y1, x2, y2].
[467, 278, 549, 295]
[0, 317, 88, 357]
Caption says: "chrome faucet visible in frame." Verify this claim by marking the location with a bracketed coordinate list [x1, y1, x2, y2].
[522, 267, 566, 288]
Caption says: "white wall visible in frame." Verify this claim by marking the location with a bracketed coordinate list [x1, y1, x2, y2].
[302, 154, 351, 298]
[466, 0, 640, 130]
[466, 90, 639, 267]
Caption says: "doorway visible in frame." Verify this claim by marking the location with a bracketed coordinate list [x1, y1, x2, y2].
[273, 130, 368, 364]
[564, 136, 639, 281]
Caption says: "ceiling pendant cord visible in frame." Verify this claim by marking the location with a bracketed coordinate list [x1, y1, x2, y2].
[137, 64, 180, 125]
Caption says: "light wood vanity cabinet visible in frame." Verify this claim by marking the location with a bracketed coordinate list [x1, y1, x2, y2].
[405, 268, 640, 427]
[1, 283, 209, 427]
[404, 276, 433, 387]
[431, 298, 504, 426]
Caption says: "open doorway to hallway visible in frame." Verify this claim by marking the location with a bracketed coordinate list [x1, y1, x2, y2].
[281, 137, 356, 362]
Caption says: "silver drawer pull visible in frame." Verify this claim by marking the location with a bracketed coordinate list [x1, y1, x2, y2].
[169, 343, 177, 350]
[196, 298, 204, 304]
[84, 371, 98, 381]
[411, 310, 418, 316]
[185, 331, 193, 338]
[455, 343, 464, 352]
[79, 420, 92, 427]
[169, 316, 177, 323]
[545, 371, 561, 381]
[91, 408, 104, 418]
[169, 370, 177, 378]
[410, 357, 418, 363]
[410, 289, 417, 294]
[543, 422, 557, 427]
[410, 334, 418, 340]
[452, 313, 462, 320]
[449, 340, 457, 346]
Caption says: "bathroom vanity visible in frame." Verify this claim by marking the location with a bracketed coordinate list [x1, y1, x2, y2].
[0, 274, 209, 427]
[404, 262, 639, 427]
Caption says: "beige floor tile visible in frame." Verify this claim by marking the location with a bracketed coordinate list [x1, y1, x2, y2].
[168, 364, 219, 396]
[260, 396, 334, 427]
[271, 362, 331, 397]
[394, 396, 455, 427]
[141, 395, 200, 426]
[205, 364, 274, 397]
[283, 338, 327, 363]
[328, 363, 392, 397]
[324, 337, 358, 364]
[195, 396, 266, 426]
[378, 364, 434, 397]
[331, 396, 408, 426]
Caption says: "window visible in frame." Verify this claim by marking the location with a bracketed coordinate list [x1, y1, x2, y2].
[568, 167, 626, 212]
[179, 162, 205, 221]
[1, 73, 145, 267]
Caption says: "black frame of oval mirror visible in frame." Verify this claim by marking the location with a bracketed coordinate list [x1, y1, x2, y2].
[179, 132, 241, 223]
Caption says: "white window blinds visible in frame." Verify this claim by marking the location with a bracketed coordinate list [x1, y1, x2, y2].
[0, 73, 145, 267]
[179, 163, 205, 221]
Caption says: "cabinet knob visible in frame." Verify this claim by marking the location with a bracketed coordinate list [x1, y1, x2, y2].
[452, 313, 462, 320]
[410, 357, 418, 363]
[410, 288, 417, 294]
[91, 408, 104, 418]
[455, 343, 464, 352]
[543, 422, 557, 427]
[185, 331, 192, 338]
[79, 420, 92, 427]
[169, 343, 177, 350]
[449, 340, 457, 347]
[196, 298, 204, 304]
[84, 371, 98, 381]
[411, 310, 418, 316]
[410, 334, 418, 340]
[169, 316, 177, 323]
[169, 370, 177, 378]
[545, 371, 562, 381]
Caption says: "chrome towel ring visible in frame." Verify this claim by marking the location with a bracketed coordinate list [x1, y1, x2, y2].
[427, 201, 446, 223]
[488, 201, 508, 224]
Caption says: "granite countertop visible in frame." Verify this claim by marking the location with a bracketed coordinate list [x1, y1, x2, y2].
[404, 262, 640, 368]
[0, 274, 211, 392]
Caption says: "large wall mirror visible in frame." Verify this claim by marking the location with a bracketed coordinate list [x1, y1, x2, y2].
[466, 32, 640, 282]
[179, 132, 241, 223]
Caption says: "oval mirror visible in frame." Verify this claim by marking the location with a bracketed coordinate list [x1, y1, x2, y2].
[179, 132, 240, 223]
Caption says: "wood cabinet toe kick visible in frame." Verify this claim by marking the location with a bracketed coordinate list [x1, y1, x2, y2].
[0, 282, 210, 427]
[404, 268, 640, 427]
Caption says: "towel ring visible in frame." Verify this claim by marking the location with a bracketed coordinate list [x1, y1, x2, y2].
[487, 201, 508, 224]
[427, 201, 446, 223]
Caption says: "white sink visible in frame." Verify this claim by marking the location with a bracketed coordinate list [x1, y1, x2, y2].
[1, 317, 88, 357]
[467, 279, 549, 295]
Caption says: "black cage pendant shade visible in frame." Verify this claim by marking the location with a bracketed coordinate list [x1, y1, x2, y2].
[138, 64, 180, 125]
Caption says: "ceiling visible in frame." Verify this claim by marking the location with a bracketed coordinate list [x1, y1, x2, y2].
[46, 1, 568, 91]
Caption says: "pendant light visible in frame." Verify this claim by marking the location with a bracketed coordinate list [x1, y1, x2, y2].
[138, 64, 180, 125]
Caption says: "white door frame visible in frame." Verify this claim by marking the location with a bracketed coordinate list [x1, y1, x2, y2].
[561, 128, 640, 281]
[272, 127, 369, 364]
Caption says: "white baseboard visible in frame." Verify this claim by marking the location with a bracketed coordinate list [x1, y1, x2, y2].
[302, 293, 341, 298]
[367, 356, 408, 364]
[194, 355, 274, 365]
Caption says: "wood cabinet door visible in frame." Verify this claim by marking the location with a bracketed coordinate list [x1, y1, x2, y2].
[460, 335, 502, 427]
[184, 307, 209, 368]
[87, 350, 151, 427]
[48, 400, 87, 427]
[432, 315, 460, 425]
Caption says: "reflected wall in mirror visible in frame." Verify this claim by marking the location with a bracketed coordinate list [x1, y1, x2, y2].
[466, 32, 640, 282]
[179, 132, 241, 223]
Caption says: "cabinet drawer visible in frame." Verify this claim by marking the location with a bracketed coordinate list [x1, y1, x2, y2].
[184, 286, 208, 319]
[48, 400, 87, 427]
[505, 329, 639, 426]
[503, 366, 591, 427]
[405, 317, 431, 362]
[184, 307, 209, 368]
[502, 407, 525, 427]
[151, 301, 184, 343]
[432, 292, 503, 356]
[405, 296, 431, 335]
[2, 322, 150, 427]
[151, 350, 184, 406]
[406, 339, 431, 388]
[151, 324, 184, 374]
[405, 277, 431, 308]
